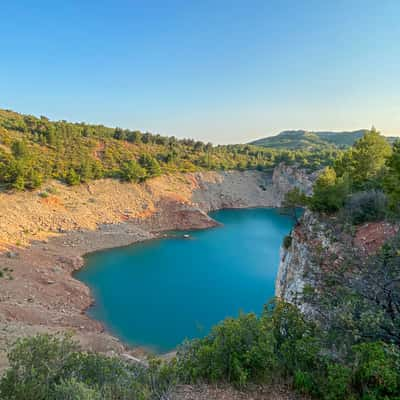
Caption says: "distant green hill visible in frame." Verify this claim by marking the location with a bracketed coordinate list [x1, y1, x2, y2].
[250, 129, 397, 150]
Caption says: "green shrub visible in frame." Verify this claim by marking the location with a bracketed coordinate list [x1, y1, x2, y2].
[343, 190, 387, 225]
[65, 168, 81, 186]
[283, 235, 292, 249]
[0, 334, 176, 400]
[322, 363, 353, 400]
[53, 379, 101, 400]
[176, 313, 278, 387]
[310, 167, 350, 213]
[353, 342, 400, 399]
[293, 370, 315, 394]
[119, 159, 147, 182]
[0, 334, 79, 400]
[38, 191, 49, 198]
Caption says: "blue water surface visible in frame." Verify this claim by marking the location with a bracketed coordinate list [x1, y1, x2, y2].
[76, 208, 294, 352]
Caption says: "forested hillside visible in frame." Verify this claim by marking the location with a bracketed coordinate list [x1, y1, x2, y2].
[0, 109, 339, 190]
[250, 129, 397, 150]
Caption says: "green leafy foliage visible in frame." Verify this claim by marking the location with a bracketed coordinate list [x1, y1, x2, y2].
[335, 129, 392, 190]
[177, 299, 400, 399]
[53, 379, 101, 400]
[343, 190, 387, 224]
[120, 159, 146, 182]
[310, 167, 350, 213]
[283, 234, 292, 249]
[0, 108, 338, 190]
[353, 342, 400, 400]
[176, 313, 277, 387]
[309, 129, 398, 217]
[0, 334, 173, 400]
[384, 140, 400, 215]
[282, 187, 307, 222]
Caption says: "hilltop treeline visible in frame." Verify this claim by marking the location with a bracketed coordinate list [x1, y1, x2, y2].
[0, 109, 339, 190]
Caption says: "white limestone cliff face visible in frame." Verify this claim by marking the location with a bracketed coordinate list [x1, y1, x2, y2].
[275, 210, 332, 312]
[271, 164, 318, 206]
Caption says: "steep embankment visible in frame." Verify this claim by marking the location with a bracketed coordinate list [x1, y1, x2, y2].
[0, 165, 313, 370]
[0, 166, 313, 247]
[275, 210, 399, 311]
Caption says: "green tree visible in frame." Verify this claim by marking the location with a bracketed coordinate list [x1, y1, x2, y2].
[12, 174, 25, 190]
[177, 313, 277, 387]
[11, 140, 29, 159]
[65, 168, 81, 186]
[336, 129, 392, 190]
[139, 154, 162, 177]
[53, 378, 101, 400]
[120, 159, 147, 182]
[0, 334, 79, 400]
[25, 168, 43, 189]
[310, 167, 350, 213]
[282, 187, 308, 223]
[383, 140, 400, 214]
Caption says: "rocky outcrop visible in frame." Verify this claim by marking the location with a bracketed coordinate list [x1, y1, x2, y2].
[275, 210, 399, 312]
[271, 164, 317, 204]
[275, 211, 334, 312]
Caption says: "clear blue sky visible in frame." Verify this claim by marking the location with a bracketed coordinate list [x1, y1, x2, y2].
[1, 0, 399, 144]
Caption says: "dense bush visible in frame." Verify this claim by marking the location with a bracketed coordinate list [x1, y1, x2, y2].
[53, 379, 101, 400]
[176, 234, 400, 398]
[310, 167, 350, 213]
[176, 313, 277, 386]
[1, 297, 400, 399]
[384, 140, 400, 215]
[176, 300, 400, 399]
[283, 234, 292, 249]
[0, 334, 174, 400]
[309, 130, 398, 218]
[343, 190, 387, 224]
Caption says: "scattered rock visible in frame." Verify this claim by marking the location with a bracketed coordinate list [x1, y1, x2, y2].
[6, 252, 18, 259]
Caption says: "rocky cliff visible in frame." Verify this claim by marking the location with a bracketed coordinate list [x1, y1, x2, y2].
[275, 210, 399, 311]
[0, 164, 314, 248]
[275, 211, 333, 312]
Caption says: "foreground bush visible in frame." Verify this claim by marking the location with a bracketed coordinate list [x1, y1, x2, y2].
[176, 313, 277, 386]
[343, 190, 387, 224]
[0, 334, 175, 400]
[1, 302, 399, 399]
[176, 301, 400, 399]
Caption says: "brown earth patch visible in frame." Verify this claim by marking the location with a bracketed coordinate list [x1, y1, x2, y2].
[354, 221, 399, 255]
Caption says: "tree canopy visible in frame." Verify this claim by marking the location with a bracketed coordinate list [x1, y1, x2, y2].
[0, 108, 339, 190]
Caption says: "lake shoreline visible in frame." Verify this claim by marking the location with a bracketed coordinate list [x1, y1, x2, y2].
[0, 168, 314, 370]
[77, 208, 294, 353]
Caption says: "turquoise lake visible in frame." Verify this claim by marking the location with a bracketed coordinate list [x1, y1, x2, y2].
[76, 208, 294, 353]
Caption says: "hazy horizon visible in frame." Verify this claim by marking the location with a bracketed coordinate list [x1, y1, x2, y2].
[1, 0, 399, 144]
